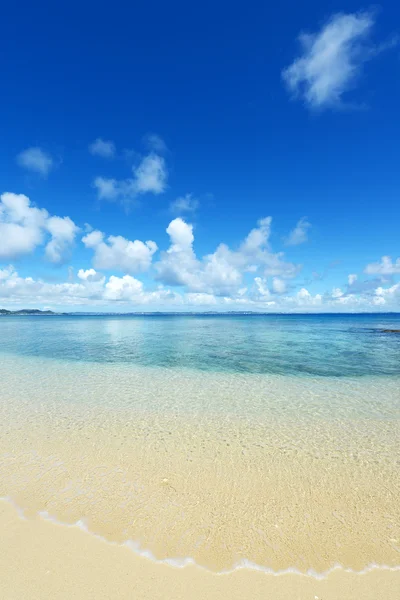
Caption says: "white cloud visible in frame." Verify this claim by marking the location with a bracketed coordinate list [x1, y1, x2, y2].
[89, 138, 116, 158]
[364, 256, 400, 275]
[0, 266, 179, 307]
[297, 288, 310, 300]
[0, 265, 15, 280]
[1, 190, 398, 312]
[167, 217, 194, 249]
[45, 216, 80, 263]
[16, 147, 54, 177]
[282, 12, 377, 109]
[134, 154, 167, 194]
[104, 275, 144, 301]
[93, 153, 167, 204]
[82, 230, 158, 274]
[331, 287, 344, 298]
[348, 273, 358, 285]
[372, 295, 386, 306]
[155, 217, 300, 296]
[0, 266, 105, 305]
[296, 288, 323, 306]
[284, 217, 311, 246]
[81, 230, 104, 248]
[93, 177, 120, 201]
[254, 277, 271, 299]
[77, 268, 105, 283]
[375, 282, 400, 300]
[0, 263, 398, 312]
[272, 277, 287, 294]
[0, 192, 78, 263]
[170, 194, 199, 214]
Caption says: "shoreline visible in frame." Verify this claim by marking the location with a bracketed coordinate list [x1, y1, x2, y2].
[1, 374, 399, 573]
[3, 497, 400, 578]
[1, 499, 399, 600]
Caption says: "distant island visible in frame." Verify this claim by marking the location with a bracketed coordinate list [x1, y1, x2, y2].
[0, 309, 58, 316]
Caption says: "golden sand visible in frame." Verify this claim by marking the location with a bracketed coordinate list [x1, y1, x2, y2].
[1, 361, 399, 599]
[1, 499, 399, 600]
[0, 401, 399, 573]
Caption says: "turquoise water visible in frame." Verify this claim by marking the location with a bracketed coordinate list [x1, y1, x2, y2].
[0, 313, 399, 377]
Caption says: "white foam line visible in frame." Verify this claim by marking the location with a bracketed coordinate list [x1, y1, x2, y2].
[1, 496, 400, 578]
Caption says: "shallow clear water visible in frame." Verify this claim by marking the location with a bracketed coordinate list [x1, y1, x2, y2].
[1, 313, 400, 376]
[0, 314, 399, 571]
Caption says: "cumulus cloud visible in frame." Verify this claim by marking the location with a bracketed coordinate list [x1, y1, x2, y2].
[0, 192, 78, 263]
[0, 193, 47, 259]
[77, 268, 105, 282]
[0, 266, 105, 305]
[1, 190, 398, 312]
[0, 266, 181, 308]
[89, 138, 116, 158]
[16, 147, 54, 177]
[282, 12, 380, 109]
[375, 282, 400, 300]
[93, 153, 167, 205]
[155, 216, 300, 296]
[331, 287, 344, 298]
[104, 274, 144, 300]
[284, 217, 311, 246]
[0, 263, 398, 312]
[82, 230, 158, 274]
[170, 194, 199, 214]
[296, 288, 323, 305]
[364, 256, 400, 275]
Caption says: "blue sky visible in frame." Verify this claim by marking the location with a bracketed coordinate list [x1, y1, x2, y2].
[0, 1, 399, 311]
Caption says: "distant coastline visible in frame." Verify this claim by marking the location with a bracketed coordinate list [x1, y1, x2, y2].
[1, 309, 400, 317]
[0, 309, 59, 316]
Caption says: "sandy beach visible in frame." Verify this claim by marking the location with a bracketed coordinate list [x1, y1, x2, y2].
[0, 323, 399, 598]
[1, 499, 399, 600]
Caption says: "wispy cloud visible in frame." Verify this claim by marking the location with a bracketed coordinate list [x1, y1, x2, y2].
[282, 11, 389, 109]
[89, 138, 116, 158]
[348, 274, 357, 285]
[170, 194, 199, 215]
[16, 147, 54, 177]
[143, 133, 168, 154]
[284, 217, 311, 246]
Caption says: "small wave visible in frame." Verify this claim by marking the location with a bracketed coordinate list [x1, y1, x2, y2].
[1, 496, 399, 579]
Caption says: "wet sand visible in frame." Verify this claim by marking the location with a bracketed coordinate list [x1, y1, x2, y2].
[1, 499, 399, 600]
[0, 406, 399, 573]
